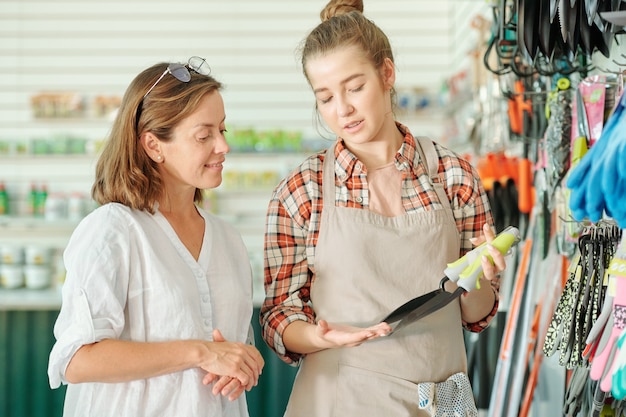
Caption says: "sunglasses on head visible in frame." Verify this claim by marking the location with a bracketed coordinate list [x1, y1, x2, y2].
[136, 56, 211, 127]
[143, 56, 211, 99]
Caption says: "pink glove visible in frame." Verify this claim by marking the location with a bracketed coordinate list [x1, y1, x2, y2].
[589, 253, 626, 393]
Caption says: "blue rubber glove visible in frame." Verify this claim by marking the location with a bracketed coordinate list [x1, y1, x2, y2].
[566, 138, 606, 222]
[595, 101, 626, 226]
[567, 91, 626, 222]
[604, 174, 626, 227]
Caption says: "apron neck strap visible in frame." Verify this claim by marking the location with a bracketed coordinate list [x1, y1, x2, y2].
[415, 136, 452, 212]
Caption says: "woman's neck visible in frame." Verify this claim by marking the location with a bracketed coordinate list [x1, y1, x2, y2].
[347, 124, 404, 170]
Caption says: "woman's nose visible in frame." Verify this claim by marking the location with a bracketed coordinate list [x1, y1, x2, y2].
[337, 98, 354, 118]
[217, 132, 230, 154]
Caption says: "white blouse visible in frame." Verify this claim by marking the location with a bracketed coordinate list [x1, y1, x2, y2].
[48, 203, 254, 417]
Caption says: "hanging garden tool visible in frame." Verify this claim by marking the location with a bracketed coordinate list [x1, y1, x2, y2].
[498, 0, 618, 79]
[544, 77, 572, 199]
[572, 83, 591, 166]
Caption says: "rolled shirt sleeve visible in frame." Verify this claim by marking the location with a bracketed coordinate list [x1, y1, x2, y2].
[48, 206, 131, 387]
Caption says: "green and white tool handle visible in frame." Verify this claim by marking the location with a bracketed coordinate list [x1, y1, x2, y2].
[444, 226, 521, 292]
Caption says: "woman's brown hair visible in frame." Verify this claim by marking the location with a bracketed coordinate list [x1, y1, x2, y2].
[300, 0, 395, 87]
[91, 62, 222, 213]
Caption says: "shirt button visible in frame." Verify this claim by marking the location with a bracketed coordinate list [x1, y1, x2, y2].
[202, 295, 209, 303]
[355, 163, 362, 170]
[204, 319, 210, 326]
[355, 196, 363, 203]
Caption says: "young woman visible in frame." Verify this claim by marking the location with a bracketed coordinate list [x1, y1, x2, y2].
[259, 1, 506, 415]
[48, 57, 264, 417]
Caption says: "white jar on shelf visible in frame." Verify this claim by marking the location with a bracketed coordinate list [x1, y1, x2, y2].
[0, 244, 23, 265]
[0, 264, 24, 289]
[44, 192, 67, 220]
[24, 245, 51, 266]
[24, 265, 51, 289]
[67, 192, 85, 221]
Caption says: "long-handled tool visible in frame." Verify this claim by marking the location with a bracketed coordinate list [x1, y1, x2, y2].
[381, 226, 521, 335]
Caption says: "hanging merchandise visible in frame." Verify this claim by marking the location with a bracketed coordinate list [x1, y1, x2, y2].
[586, 234, 626, 400]
[543, 222, 621, 369]
[577, 75, 611, 148]
[483, 0, 620, 78]
[567, 89, 626, 227]
[553, 76, 619, 256]
[539, 223, 622, 415]
[463, 1, 626, 414]
[543, 78, 572, 200]
[488, 215, 533, 417]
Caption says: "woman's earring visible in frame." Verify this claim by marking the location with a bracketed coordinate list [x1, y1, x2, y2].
[156, 155, 162, 161]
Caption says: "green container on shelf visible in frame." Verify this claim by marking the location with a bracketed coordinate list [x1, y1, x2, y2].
[67, 138, 87, 154]
[31, 139, 50, 155]
[49, 137, 69, 155]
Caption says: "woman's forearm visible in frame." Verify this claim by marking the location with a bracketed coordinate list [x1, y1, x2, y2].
[64, 339, 205, 384]
[458, 278, 497, 323]
[282, 321, 329, 355]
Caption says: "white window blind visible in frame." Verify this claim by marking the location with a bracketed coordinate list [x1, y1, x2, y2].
[0, 0, 487, 142]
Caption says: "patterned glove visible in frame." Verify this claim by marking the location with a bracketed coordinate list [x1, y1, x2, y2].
[589, 237, 626, 393]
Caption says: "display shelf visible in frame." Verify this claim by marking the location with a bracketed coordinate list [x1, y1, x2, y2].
[0, 287, 61, 311]
[0, 153, 96, 161]
[0, 216, 78, 248]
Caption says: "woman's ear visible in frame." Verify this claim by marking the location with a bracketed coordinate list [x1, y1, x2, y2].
[382, 58, 396, 90]
[140, 132, 163, 163]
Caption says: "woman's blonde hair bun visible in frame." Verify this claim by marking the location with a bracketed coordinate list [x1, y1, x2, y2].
[320, 0, 364, 22]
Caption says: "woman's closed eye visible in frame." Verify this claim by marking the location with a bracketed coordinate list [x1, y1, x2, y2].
[349, 85, 364, 93]
[318, 95, 332, 105]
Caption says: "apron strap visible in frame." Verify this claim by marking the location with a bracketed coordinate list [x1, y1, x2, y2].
[415, 136, 452, 213]
[321, 143, 337, 212]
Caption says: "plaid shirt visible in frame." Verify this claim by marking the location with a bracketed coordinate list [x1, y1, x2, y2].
[260, 123, 497, 364]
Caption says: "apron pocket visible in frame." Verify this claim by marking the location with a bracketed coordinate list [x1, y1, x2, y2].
[334, 364, 428, 417]
[417, 371, 478, 417]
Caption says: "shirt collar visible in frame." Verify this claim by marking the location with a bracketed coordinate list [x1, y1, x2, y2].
[332, 122, 421, 182]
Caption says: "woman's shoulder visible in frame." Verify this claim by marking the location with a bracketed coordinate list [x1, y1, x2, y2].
[78, 202, 145, 227]
[273, 150, 326, 197]
[427, 140, 476, 176]
[70, 203, 158, 246]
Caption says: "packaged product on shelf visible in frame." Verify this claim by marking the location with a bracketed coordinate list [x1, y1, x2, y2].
[30, 92, 84, 119]
[67, 192, 86, 220]
[28, 183, 38, 215]
[24, 265, 51, 289]
[0, 182, 8, 215]
[0, 264, 24, 289]
[0, 244, 24, 265]
[36, 185, 48, 217]
[24, 245, 51, 266]
[44, 192, 66, 220]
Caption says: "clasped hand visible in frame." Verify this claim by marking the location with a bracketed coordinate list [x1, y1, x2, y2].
[200, 329, 265, 401]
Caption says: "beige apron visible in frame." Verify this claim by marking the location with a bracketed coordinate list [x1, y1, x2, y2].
[283, 137, 478, 417]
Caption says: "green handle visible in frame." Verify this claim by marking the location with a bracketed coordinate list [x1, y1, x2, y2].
[451, 226, 521, 291]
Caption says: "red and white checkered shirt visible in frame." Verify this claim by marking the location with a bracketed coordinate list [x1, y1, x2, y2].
[260, 123, 497, 364]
